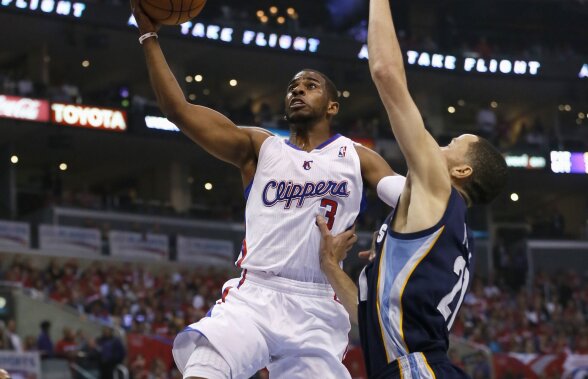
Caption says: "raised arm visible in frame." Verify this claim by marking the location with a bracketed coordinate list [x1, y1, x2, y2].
[132, 0, 263, 170]
[368, 0, 450, 194]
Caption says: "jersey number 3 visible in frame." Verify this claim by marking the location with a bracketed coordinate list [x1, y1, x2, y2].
[320, 199, 338, 230]
[436, 256, 470, 331]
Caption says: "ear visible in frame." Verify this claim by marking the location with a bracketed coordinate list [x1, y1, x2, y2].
[450, 164, 473, 179]
[327, 101, 339, 117]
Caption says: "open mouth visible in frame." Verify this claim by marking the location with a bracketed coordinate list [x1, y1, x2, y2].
[290, 99, 306, 109]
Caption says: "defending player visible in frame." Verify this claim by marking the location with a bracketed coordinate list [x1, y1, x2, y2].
[130, 0, 406, 378]
[316, 0, 508, 377]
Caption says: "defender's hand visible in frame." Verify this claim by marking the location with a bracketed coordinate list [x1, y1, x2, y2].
[358, 231, 378, 262]
[317, 216, 357, 269]
[130, 0, 161, 35]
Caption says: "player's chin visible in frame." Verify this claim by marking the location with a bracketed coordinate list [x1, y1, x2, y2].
[286, 110, 315, 124]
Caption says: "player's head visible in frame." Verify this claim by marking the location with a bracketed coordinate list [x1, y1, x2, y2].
[284, 69, 339, 124]
[442, 134, 507, 206]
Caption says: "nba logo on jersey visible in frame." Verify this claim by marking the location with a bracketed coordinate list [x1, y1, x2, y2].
[303, 160, 313, 170]
[338, 146, 347, 158]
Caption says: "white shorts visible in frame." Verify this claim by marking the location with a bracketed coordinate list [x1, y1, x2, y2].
[173, 271, 352, 379]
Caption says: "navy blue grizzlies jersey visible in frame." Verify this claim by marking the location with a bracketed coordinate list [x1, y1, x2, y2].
[358, 188, 473, 379]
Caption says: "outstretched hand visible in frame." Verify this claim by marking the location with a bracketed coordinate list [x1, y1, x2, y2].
[316, 216, 357, 269]
[130, 0, 161, 35]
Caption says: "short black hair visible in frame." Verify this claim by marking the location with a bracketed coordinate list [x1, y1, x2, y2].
[300, 69, 339, 102]
[462, 137, 508, 205]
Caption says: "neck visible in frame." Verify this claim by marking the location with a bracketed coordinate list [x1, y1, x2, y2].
[289, 122, 331, 152]
[455, 186, 472, 208]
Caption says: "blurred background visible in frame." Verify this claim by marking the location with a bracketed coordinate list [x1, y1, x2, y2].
[0, 0, 587, 378]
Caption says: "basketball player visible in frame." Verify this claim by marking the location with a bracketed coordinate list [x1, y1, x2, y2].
[316, 0, 508, 377]
[130, 1, 406, 378]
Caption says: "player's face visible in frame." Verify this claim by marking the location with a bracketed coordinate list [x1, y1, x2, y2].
[441, 134, 479, 169]
[284, 71, 330, 123]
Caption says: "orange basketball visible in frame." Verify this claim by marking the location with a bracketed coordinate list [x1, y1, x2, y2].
[142, 0, 206, 25]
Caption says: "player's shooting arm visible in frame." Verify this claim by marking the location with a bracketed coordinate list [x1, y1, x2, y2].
[317, 216, 360, 325]
[133, 0, 257, 169]
[367, 0, 449, 189]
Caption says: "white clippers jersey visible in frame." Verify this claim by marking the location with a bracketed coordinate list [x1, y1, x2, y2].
[237, 134, 363, 283]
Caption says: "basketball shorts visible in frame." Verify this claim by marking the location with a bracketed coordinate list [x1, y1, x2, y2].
[370, 352, 470, 379]
[173, 271, 352, 379]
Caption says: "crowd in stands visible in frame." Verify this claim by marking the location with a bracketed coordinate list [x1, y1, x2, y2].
[0, 253, 586, 378]
[456, 269, 588, 356]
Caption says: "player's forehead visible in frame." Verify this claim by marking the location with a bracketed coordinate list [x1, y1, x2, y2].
[289, 71, 323, 86]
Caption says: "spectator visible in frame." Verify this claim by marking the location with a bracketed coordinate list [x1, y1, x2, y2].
[36, 320, 54, 358]
[6, 319, 23, 352]
[96, 327, 125, 379]
[76, 330, 101, 373]
[55, 327, 78, 361]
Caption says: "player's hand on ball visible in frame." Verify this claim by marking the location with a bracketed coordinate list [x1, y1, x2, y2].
[130, 0, 160, 34]
[358, 231, 377, 262]
[317, 216, 357, 269]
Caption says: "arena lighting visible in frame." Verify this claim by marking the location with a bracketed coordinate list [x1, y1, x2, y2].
[447, 106, 456, 114]
[550, 151, 588, 174]
[229, 79, 238, 87]
[81, 60, 90, 68]
[10, 155, 18, 164]
[145, 116, 291, 138]
[490, 101, 498, 108]
[503, 153, 546, 169]
[510, 193, 519, 202]
[579, 64, 588, 79]
[59, 163, 68, 171]
[145, 115, 180, 132]
[185, 75, 193, 83]
[194, 75, 203, 82]
[0, 0, 87, 17]
[204, 182, 213, 190]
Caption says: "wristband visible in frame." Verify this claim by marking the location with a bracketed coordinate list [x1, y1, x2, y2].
[139, 32, 158, 44]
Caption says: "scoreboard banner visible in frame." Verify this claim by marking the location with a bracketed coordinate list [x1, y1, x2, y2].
[109, 230, 169, 260]
[0, 95, 50, 122]
[177, 236, 234, 267]
[1, 3, 587, 80]
[51, 103, 127, 131]
[0, 220, 30, 250]
[39, 224, 101, 256]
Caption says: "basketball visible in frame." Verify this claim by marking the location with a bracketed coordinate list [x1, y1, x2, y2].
[142, 0, 206, 25]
